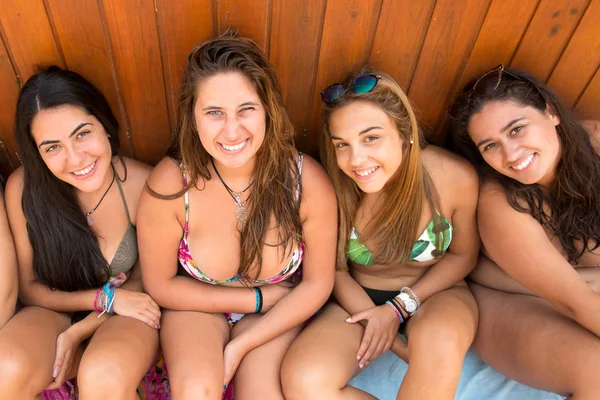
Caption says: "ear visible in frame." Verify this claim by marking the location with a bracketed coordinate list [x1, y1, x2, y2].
[545, 103, 560, 126]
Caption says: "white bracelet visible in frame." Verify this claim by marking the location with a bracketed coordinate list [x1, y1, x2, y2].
[400, 286, 420, 307]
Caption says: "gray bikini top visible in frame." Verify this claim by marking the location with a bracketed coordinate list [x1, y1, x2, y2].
[108, 178, 138, 276]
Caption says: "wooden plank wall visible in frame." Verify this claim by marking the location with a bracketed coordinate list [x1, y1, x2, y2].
[0, 0, 599, 178]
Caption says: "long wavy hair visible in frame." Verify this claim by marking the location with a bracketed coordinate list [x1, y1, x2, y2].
[15, 66, 121, 291]
[155, 31, 302, 279]
[320, 70, 445, 270]
[449, 68, 600, 263]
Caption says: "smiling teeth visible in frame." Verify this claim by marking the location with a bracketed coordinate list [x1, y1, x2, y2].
[355, 166, 378, 177]
[222, 141, 246, 151]
[73, 162, 96, 176]
[512, 154, 534, 171]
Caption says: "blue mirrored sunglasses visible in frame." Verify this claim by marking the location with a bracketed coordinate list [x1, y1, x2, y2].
[321, 74, 381, 104]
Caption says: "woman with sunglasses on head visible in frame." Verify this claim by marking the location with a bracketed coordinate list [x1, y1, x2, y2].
[0, 66, 161, 399]
[0, 189, 18, 330]
[449, 65, 600, 398]
[282, 71, 479, 400]
[137, 32, 337, 399]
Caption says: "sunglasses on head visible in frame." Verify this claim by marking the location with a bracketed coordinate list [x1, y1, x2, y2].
[447, 64, 522, 119]
[321, 74, 381, 104]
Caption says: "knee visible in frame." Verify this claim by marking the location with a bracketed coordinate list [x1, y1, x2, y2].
[0, 344, 37, 395]
[77, 352, 137, 397]
[281, 356, 337, 399]
[409, 322, 473, 368]
[170, 378, 224, 400]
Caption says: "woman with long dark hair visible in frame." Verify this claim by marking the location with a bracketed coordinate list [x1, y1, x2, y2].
[449, 65, 600, 398]
[282, 70, 479, 400]
[0, 67, 160, 399]
[138, 32, 337, 398]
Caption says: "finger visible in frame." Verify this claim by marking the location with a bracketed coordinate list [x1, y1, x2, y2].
[148, 298, 161, 313]
[134, 312, 159, 329]
[54, 349, 71, 388]
[360, 336, 380, 367]
[356, 326, 373, 361]
[53, 350, 65, 379]
[346, 310, 368, 324]
[146, 303, 162, 320]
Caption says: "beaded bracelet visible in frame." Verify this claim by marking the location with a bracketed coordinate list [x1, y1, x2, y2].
[385, 300, 404, 324]
[94, 272, 128, 318]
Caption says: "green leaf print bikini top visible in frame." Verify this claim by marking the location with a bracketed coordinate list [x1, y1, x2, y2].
[347, 215, 453, 265]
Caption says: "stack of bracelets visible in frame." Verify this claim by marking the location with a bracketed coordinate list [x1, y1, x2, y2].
[94, 272, 128, 317]
[385, 286, 421, 324]
[253, 287, 263, 313]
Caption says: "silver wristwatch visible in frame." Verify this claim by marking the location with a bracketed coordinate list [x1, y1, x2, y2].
[397, 292, 418, 315]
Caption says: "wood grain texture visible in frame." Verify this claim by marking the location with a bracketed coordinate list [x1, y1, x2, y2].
[368, 0, 435, 90]
[156, 0, 214, 133]
[217, 0, 270, 51]
[308, 0, 382, 154]
[45, 0, 132, 156]
[576, 65, 600, 116]
[0, 0, 63, 81]
[0, 36, 20, 171]
[547, 0, 600, 107]
[408, 0, 490, 139]
[101, 0, 171, 164]
[270, 0, 326, 152]
[511, 0, 590, 81]
[454, 0, 539, 93]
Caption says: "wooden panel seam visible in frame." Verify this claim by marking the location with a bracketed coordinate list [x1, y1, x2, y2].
[264, 0, 273, 56]
[574, 62, 600, 108]
[405, 2, 437, 92]
[363, 0, 383, 66]
[42, 0, 67, 68]
[97, 0, 135, 157]
[0, 18, 22, 84]
[153, 0, 174, 137]
[507, 0, 542, 66]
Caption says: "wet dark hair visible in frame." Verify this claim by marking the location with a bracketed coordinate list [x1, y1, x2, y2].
[15, 66, 121, 291]
[450, 68, 600, 263]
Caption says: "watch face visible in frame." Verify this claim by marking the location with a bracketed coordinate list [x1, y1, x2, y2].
[405, 300, 417, 313]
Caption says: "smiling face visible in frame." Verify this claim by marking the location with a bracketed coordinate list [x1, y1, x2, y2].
[329, 100, 406, 193]
[468, 100, 561, 186]
[194, 71, 266, 171]
[31, 105, 113, 193]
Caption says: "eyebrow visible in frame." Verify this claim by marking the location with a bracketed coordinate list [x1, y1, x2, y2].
[475, 118, 524, 149]
[330, 126, 382, 141]
[201, 101, 260, 111]
[38, 122, 92, 148]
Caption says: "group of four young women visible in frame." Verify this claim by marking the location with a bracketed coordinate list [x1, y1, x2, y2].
[0, 31, 598, 400]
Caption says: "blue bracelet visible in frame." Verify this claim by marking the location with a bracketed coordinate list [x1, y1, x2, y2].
[103, 283, 116, 313]
[253, 288, 260, 313]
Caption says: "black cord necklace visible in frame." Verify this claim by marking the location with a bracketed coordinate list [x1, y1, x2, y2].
[210, 158, 253, 227]
[84, 166, 116, 226]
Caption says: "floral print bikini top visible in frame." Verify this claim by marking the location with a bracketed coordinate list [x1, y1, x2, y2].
[347, 214, 453, 265]
[178, 154, 304, 285]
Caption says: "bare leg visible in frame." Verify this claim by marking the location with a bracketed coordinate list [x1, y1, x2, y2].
[398, 285, 478, 400]
[281, 302, 377, 400]
[77, 315, 159, 400]
[471, 282, 600, 399]
[160, 310, 229, 400]
[232, 313, 303, 400]
[0, 307, 75, 399]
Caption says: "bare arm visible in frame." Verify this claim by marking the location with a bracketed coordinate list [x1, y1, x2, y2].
[479, 182, 600, 337]
[0, 190, 18, 328]
[228, 156, 337, 353]
[411, 161, 480, 302]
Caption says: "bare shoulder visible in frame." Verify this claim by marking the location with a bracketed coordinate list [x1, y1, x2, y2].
[477, 179, 517, 219]
[581, 120, 600, 154]
[422, 145, 478, 186]
[116, 157, 153, 195]
[298, 153, 336, 214]
[5, 167, 24, 208]
[145, 156, 185, 198]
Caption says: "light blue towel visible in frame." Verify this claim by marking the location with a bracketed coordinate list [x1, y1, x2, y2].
[349, 349, 562, 400]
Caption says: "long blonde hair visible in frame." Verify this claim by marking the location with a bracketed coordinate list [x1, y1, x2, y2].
[320, 70, 444, 270]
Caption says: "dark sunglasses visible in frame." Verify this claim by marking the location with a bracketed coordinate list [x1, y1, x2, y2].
[447, 64, 522, 119]
[321, 74, 381, 104]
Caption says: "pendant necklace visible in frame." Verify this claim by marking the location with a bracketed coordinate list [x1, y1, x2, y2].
[83, 166, 116, 226]
[211, 158, 253, 227]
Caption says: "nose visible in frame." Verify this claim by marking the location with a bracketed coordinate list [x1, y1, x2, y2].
[501, 140, 520, 164]
[65, 144, 86, 167]
[350, 145, 367, 167]
[222, 114, 241, 140]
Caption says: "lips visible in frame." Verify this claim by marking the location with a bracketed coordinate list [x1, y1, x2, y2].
[511, 153, 535, 171]
[219, 138, 248, 153]
[352, 166, 380, 180]
[72, 161, 96, 177]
